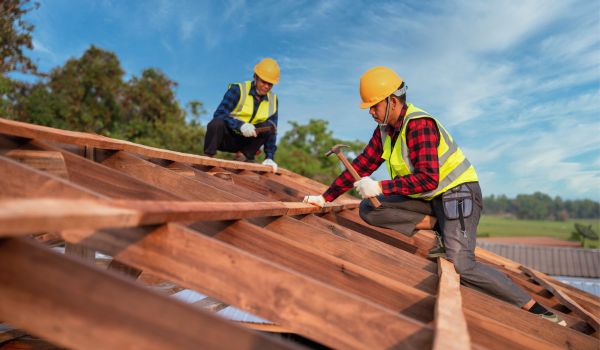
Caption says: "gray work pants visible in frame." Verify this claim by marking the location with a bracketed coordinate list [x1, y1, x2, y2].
[359, 182, 531, 307]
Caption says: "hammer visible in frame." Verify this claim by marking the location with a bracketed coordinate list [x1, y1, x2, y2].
[254, 120, 277, 135]
[325, 144, 381, 208]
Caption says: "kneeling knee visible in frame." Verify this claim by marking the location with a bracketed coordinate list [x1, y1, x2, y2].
[207, 118, 226, 131]
[359, 199, 376, 224]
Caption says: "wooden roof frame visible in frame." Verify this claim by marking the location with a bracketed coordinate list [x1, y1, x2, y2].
[1, 117, 599, 349]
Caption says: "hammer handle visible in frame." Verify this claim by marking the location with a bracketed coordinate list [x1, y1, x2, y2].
[338, 154, 382, 208]
[255, 125, 275, 134]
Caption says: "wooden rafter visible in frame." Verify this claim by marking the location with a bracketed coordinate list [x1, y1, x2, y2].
[0, 238, 297, 350]
[433, 257, 471, 350]
[521, 266, 600, 331]
[0, 198, 355, 236]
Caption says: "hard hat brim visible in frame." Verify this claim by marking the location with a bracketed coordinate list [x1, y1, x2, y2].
[258, 75, 279, 84]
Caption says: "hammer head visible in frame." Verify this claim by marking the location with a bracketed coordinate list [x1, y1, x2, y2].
[325, 144, 349, 157]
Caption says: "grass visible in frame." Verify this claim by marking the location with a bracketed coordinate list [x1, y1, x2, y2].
[478, 216, 600, 248]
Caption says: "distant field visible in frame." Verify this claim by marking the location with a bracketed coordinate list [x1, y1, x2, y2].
[478, 216, 600, 241]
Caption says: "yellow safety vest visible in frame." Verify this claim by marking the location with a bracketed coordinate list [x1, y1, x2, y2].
[229, 81, 277, 124]
[381, 103, 478, 200]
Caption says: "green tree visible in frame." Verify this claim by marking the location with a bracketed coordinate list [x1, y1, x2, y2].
[275, 119, 364, 185]
[1, 0, 40, 118]
[0, 0, 39, 75]
[43, 45, 125, 133]
[13, 45, 206, 154]
[119, 68, 205, 153]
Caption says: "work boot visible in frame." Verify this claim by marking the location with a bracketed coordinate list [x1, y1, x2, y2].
[428, 231, 446, 259]
[539, 312, 567, 326]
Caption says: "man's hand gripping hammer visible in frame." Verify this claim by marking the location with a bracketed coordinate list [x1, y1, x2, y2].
[325, 144, 381, 208]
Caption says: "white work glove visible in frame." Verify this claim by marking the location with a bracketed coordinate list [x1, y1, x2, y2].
[353, 177, 382, 199]
[240, 123, 257, 137]
[262, 158, 278, 172]
[303, 195, 325, 208]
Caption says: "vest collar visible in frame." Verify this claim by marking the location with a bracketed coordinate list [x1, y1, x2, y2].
[249, 81, 270, 102]
[386, 103, 408, 134]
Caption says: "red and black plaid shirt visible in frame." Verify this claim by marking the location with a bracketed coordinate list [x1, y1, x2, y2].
[323, 105, 440, 202]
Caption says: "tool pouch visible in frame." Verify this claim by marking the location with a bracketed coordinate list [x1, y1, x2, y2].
[442, 184, 473, 221]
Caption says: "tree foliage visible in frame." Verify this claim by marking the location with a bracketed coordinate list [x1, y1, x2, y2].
[275, 119, 364, 185]
[0, 0, 39, 75]
[12, 45, 206, 154]
[483, 192, 599, 220]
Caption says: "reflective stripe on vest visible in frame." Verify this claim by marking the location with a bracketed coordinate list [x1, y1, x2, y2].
[382, 103, 478, 200]
[229, 81, 277, 124]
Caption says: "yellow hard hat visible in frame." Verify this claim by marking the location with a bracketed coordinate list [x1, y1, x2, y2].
[359, 66, 403, 109]
[254, 58, 280, 84]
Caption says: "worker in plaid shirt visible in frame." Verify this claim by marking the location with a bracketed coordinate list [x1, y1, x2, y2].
[303, 66, 566, 326]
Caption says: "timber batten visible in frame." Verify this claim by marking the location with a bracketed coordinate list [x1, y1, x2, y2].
[0, 117, 598, 350]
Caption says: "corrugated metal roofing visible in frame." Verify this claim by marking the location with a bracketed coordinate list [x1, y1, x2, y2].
[172, 289, 271, 324]
[478, 236, 582, 247]
[477, 242, 600, 278]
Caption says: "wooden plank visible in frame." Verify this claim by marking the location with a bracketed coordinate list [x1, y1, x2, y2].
[0, 117, 277, 173]
[5, 149, 69, 179]
[323, 210, 435, 257]
[319, 210, 597, 347]
[30, 140, 183, 200]
[521, 266, 600, 331]
[252, 215, 437, 294]
[433, 257, 471, 350]
[0, 329, 27, 346]
[100, 151, 247, 202]
[300, 214, 429, 266]
[193, 219, 436, 323]
[0, 238, 297, 350]
[460, 286, 597, 349]
[107, 259, 143, 279]
[0, 198, 348, 236]
[167, 162, 272, 202]
[0, 198, 139, 236]
[0, 155, 103, 199]
[464, 309, 563, 350]
[237, 323, 291, 334]
[193, 297, 229, 313]
[60, 223, 434, 350]
[65, 243, 95, 262]
[65, 146, 97, 261]
[230, 171, 297, 201]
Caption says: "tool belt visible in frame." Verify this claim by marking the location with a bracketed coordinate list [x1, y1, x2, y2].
[441, 184, 473, 235]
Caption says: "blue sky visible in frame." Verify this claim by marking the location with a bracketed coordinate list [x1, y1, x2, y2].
[23, 0, 600, 200]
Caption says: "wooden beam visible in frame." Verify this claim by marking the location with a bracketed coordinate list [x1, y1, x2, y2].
[300, 214, 433, 268]
[168, 162, 272, 201]
[464, 309, 563, 350]
[30, 140, 183, 200]
[433, 257, 471, 350]
[107, 259, 143, 279]
[193, 219, 436, 323]
[0, 117, 278, 173]
[521, 266, 599, 331]
[460, 286, 597, 349]
[101, 151, 247, 202]
[0, 155, 103, 199]
[0, 198, 139, 236]
[0, 238, 297, 350]
[0, 198, 351, 236]
[193, 297, 229, 313]
[5, 149, 69, 179]
[60, 223, 433, 350]
[253, 215, 437, 294]
[323, 210, 435, 256]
